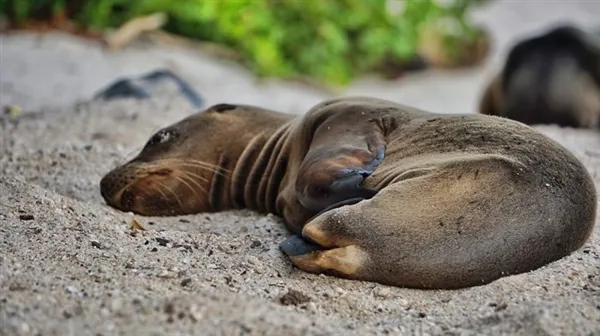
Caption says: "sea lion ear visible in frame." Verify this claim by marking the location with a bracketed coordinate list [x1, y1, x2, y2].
[210, 103, 238, 113]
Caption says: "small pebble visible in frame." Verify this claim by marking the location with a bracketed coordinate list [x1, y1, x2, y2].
[279, 289, 312, 306]
[20, 323, 30, 333]
[494, 302, 508, 311]
[189, 304, 204, 322]
[164, 302, 175, 315]
[158, 270, 175, 278]
[19, 214, 34, 221]
[65, 286, 77, 294]
[246, 256, 262, 267]
[374, 286, 392, 298]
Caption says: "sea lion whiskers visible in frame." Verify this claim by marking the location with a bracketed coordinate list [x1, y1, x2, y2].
[177, 171, 209, 193]
[176, 172, 211, 207]
[172, 174, 204, 204]
[168, 157, 229, 171]
[115, 180, 169, 214]
[146, 183, 169, 205]
[129, 185, 171, 212]
[155, 180, 185, 212]
[179, 170, 211, 185]
[151, 158, 231, 176]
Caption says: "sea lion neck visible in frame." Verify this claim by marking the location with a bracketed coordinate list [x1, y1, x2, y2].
[208, 117, 298, 215]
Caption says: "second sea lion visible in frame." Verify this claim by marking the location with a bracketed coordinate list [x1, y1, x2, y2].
[479, 24, 600, 129]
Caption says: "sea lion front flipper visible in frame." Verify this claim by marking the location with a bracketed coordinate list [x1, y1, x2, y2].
[294, 120, 386, 213]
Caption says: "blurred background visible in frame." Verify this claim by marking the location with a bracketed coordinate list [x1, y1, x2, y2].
[1, 0, 599, 114]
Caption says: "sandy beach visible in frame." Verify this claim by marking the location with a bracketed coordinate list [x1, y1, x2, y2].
[1, 1, 599, 335]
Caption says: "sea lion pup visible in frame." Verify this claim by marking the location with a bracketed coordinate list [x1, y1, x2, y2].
[479, 24, 600, 129]
[100, 97, 597, 289]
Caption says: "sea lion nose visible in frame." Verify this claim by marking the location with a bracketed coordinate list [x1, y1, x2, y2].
[99, 173, 120, 203]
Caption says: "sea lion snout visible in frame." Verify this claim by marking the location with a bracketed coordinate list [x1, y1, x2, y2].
[100, 166, 143, 212]
[100, 162, 204, 216]
[99, 168, 134, 205]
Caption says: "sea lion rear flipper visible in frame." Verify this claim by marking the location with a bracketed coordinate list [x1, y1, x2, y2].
[279, 235, 322, 256]
[279, 208, 369, 278]
[279, 235, 368, 278]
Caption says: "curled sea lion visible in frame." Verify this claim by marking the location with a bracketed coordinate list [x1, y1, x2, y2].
[479, 24, 600, 129]
[100, 97, 597, 289]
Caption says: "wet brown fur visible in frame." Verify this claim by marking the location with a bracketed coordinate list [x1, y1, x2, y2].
[100, 97, 597, 289]
[479, 25, 600, 129]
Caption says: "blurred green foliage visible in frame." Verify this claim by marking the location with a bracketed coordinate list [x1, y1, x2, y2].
[1, 0, 487, 85]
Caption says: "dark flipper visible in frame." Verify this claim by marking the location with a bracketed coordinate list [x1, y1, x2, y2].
[93, 78, 152, 100]
[140, 69, 204, 108]
[93, 68, 204, 108]
[296, 144, 385, 213]
[279, 199, 366, 258]
[279, 235, 323, 257]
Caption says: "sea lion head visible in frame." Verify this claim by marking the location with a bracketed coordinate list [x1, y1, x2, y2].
[99, 103, 290, 216]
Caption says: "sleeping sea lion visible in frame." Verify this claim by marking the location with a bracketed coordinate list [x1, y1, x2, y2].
[100, 96, 597, 289]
